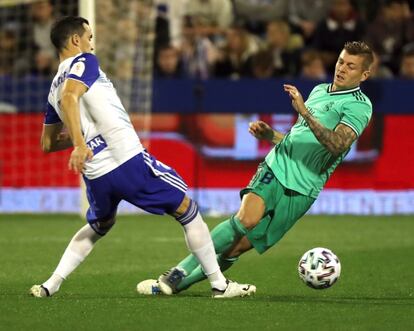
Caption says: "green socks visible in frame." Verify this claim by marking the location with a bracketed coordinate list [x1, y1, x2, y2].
[175, 216, 247, 292]
[177, 255, 240, 291]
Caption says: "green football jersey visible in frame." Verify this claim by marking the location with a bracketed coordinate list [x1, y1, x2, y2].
[265, 83, 372, 198]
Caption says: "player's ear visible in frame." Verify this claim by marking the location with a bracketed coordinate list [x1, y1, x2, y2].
[360, 70, 370, 82]
[71, 33, 81, 47]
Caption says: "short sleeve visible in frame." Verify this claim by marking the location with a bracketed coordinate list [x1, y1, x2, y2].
[340, 100, 372, 136]
[67, 53, 100, 88]
[44, 101, 62, 125]
[307, 84, 324, 100]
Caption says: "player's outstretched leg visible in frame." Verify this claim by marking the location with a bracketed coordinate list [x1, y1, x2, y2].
[30, 224, 102, 297]
[142, 268, 256, 298]
[155, 197, 254, 298]
[137, 271, 256, 298]
[174, 254, 240, 292]
[164, 215, 247, 290]
[157, 199, 229, 295]
[138, 216, 249, 296]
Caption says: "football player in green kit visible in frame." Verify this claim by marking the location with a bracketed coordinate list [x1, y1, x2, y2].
[138, 41, 374, 297]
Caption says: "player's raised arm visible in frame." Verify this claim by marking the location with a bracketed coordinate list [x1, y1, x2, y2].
[248, 120, 285, 145]
[60, 78, 93, 173]
[283, 84, 357, 156]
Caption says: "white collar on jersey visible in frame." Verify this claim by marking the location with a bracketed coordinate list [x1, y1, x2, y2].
[327, 83, 361, 95]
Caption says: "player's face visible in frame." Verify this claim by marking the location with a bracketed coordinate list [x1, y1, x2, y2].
[333, 50, 370, 90]
[78, 23, 94, 53]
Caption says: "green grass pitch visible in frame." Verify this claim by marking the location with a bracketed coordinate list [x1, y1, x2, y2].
[0, 214, 413, 331]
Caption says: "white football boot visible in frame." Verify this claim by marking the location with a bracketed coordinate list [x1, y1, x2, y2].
[136, 279, 162, 295]
[29, 285, 51, 297]
[212, 280, 256, 298]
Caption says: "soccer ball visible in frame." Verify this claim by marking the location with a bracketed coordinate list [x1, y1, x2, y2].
[298, 247, 341, 289]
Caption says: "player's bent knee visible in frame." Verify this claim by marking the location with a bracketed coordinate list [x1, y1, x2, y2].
[236, 193, 265, 229]
[89, 217, 116, 236]
[236, 192, 266, 230]
[175, 198, 199, 226]
[173, 195, 191, 217]
[235, 212, 261, 230]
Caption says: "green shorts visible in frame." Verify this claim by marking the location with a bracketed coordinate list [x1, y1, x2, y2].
[241, 162, 315, 254]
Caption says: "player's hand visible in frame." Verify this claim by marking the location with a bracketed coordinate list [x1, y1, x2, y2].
[68, 145, 93, 174]
[248, 120, 274, 141]
[283, 84, 306, 115]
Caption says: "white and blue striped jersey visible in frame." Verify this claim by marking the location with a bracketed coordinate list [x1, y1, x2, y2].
[44, 52, 144, 179]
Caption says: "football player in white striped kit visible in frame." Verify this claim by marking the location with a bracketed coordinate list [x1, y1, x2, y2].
[30, 16, 255, 299]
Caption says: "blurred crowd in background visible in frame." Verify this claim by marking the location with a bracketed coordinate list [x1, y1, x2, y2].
[1, 0, 414, 81]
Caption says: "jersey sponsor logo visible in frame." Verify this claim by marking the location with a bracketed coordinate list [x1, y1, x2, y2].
[86, 135, 107, 155]
[69, 61, 85, 77]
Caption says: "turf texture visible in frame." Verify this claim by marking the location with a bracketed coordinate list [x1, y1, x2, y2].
[0, 214, 413, 331]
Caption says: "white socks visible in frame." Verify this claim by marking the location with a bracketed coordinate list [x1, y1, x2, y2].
[42, 212, 228, 294]
[42, 224, 101, 295]
[183, 213, 227, 291]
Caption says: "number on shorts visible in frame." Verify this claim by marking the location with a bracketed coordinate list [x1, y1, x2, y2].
[260, 171, 274, 184]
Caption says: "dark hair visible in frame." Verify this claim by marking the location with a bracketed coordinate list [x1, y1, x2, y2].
[301, 49, 323, 66]
[343, 41, 374, 71]
[157, 44, 177, 54]
[50, 16, 89, 52]
[251, 50, 273, 69]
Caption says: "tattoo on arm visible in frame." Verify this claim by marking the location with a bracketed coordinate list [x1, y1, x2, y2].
[301, 111, 357, 156]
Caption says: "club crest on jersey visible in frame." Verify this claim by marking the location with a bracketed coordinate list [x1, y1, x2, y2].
[69, 61, 85, 77]
[324, 102, 335, 112]
[87, 135, 107, 155]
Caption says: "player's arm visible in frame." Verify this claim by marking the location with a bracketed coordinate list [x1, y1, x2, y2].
[299, 116, 356, 156]
[60, 79, 93, 173]
[283, 84, 356, 156]
[248, 120, 285, 144]
[41, 122, 73, 153]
